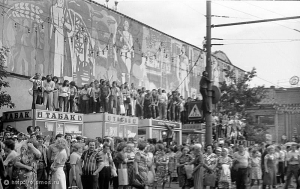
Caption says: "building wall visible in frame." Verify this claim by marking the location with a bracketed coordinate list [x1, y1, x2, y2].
[0, 0, 244, 101]
[0, 76, 32, 115]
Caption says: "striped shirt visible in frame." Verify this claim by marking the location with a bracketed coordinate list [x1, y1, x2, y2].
[81, 150, 101, 175]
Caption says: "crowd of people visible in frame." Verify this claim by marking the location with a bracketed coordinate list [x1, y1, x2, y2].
[1, 124, 300, 189]
[29, 73, 202, 123]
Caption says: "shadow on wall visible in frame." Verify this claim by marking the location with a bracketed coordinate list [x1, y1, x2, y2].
[0, 76, 32, 114]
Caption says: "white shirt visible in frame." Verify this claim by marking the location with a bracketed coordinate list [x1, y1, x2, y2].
[15, 140, 25, 154]
[286, 150, 299, 164]
[233, 151, 250, 168]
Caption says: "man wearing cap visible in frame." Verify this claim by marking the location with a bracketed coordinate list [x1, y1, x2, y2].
[284, 144, 300, 189]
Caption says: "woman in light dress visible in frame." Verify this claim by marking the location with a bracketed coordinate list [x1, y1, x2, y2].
[51, 138, 68, 189]
[263, 146, 277, 189]
[217, 148, 232, 189]
[69, 143, 83, 189]
[250, 150, 262, 188]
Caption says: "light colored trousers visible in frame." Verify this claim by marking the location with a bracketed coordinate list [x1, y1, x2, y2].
[43, 92, 54, 111]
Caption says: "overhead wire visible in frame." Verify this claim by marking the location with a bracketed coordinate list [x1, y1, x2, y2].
[212, 1, 300, 34]
[243, 1, 300, 24]
[221, 40, 300, 45]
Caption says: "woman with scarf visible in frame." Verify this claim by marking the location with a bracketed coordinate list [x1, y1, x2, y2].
[191, 146, 204, 189]
[217, 148, 232, 189]
[177, 146, 193, 189]
[125, 143, 136, 187]
[12, 139, 41, 189]
[51, 138, 68, 189]
[203, 145, 218, 189]
[154, 144, 169, 189]
[134, 141, 151, 189]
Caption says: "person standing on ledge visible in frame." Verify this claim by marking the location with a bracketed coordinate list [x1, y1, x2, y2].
[165, 125, 175, 147]
[199, 71, 212, 114]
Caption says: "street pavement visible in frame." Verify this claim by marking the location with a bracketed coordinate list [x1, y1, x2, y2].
[162, 182, 296, 189]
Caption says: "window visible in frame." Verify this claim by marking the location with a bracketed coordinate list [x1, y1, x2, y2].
[257, 115, 275, 125]
[138, 128, 146, 135]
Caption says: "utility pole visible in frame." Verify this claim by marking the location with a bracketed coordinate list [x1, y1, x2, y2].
[205, 0, 213, 145]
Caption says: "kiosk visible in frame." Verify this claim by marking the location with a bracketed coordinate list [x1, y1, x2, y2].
[83, 113, 139, 139]
[138, 119, 182, 144]
[182, 123, 205, 145]
[2, 109, 84, 136]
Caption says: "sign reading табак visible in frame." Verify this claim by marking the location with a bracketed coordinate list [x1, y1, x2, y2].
[3, 110, 33, 121]
[36, 110, 83, 123]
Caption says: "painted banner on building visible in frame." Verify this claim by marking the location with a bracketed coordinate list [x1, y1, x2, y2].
[0, 0, 244, 98]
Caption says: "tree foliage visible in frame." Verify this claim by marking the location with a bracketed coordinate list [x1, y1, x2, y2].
[219, 67, 267, 143]
[0, 47, 14, 109]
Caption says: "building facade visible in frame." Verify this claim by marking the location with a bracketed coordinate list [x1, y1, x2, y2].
[247, 86, 300, 143]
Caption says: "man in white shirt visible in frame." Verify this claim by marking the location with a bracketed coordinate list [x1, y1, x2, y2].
[14, 133, 24, 154]
[158, 89, 168, 120]
[43, 75, 55, 111]
[233, 143, 250, 189]
[284, 144, 300, 189]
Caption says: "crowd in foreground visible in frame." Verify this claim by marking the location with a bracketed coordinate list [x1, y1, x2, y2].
[30, 73, 199, 123]
[1, 125, 300, 189]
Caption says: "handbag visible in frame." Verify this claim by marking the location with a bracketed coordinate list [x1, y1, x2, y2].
[132, 173, 145, 189]
[184, 164, 194, 179]
[118, 164, 129, 185]
[203, 173, 216, 187]
[68, 179, 78, 189]
[120, 104, 126, 114]
[111, 162, 118, 177]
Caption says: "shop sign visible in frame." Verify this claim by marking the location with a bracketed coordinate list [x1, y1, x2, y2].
[3, 110, 32, 121]
[152, 120, 180, 128]
[36, 110, 83, 122]
[183, 124, 203, 130]
[105, 114, 138, 125]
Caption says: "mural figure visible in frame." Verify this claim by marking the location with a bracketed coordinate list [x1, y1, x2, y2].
[119, 20, 134, 84]
[178, 45, 189, 98]
[51, 0, 69, 77]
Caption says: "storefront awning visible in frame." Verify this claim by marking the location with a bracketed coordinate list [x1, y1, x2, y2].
[182, 129, 205, 134]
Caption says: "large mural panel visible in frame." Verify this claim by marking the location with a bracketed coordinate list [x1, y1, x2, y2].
[0, 0, 242, 98]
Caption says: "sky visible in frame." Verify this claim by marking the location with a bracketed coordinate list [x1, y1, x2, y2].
[95, 0, 300, 88]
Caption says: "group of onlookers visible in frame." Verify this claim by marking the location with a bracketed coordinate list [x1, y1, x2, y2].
[2, 123, 300, 189]
[30, 73, 201, 122]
